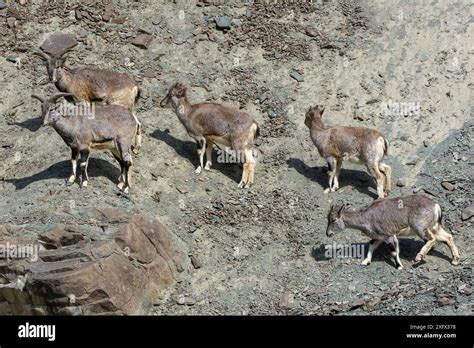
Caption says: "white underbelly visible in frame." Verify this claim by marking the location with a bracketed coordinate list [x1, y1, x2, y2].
[397, 227, 416, 237]
[207, 136, 232, 148]
[91, 140, 115, 150]
[344, 153, 363, 164]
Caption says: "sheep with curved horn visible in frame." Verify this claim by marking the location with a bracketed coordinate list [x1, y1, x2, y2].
[33, 47, 142, 154]
[31, 93, 138, 194]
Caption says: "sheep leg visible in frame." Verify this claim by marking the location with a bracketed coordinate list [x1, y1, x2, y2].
[324, 157, 337, 193]
[368, 165, 385, 199]
[204, 142, 213, 171]
[378, 162, 392, 196]
[245, 149, 256, 187]
[432, 224, 460, 265]
[333, 158, 343, 191]
[385, 235, 404, 269]
[79, 149, 90, 189]
[111, 150, 125, 190]
[391, 235, 404, 270]
[66, 148, 79, 186]
[118, 142, 133, 194]
[195, 138, 206, 174]
[131, 113, 142, 155]
[415, 230, 436, 262]
[361, 239, 382, 265]
[239, 148, 255, 188]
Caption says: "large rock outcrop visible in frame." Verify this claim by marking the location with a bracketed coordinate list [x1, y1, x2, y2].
[0, 207, 190, 315]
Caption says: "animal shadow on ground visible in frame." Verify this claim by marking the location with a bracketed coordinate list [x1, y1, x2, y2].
[151, 129, 242, 184]
[12, 117, 43, 132]
[312, 238, 452, 268]
[287, 157, 378, 199]
[6, 158, 121, 190]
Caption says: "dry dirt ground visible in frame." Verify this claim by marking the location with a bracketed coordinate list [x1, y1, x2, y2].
[0, 0, 472, 315]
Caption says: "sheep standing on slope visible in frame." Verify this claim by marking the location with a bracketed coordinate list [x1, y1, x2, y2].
[305, 105, 391, 199]
[32, 93, 138, 194]
[160, 82, 260, 188]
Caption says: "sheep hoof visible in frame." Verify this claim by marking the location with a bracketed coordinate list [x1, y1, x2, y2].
[397, 265, 404, 270]
[415, 254, 423, 262]
[451, 258, 460, 266]
[81, 181, 88, 188]
[117, 182, 124, 190]
[132, 147, 140, 155]
[204, 163, 212, 171]
[123, 186, 129, 195]
[324, 188, 330, 194]
[65, 176, 75, 186]
[237, 181, 245, 189]
[361, 259, 371, 266]
[195, 166, 202, 175]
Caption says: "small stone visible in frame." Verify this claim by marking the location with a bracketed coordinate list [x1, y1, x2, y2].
[7, 17, 16, 28]
[132, 33, 153, 49]
[289, 69, 304, 82]
[350, 298, 365, 310]
[355, 114, 369, 121]
[305, 27, 319, 37]
[40, 33, 78, 57]
[396, 178, 408, 187]
[267, 109, 277, 118]
[366, 98, 380, 105]
[75, 9, 82, 20]
[152, 17, 162, 26]
[176, 295, 196, 306]
[399, 135, 409, 141]
[5, 54, 18, 63]
[458, 284, 472, 295]
[142, 69, 156, 79]
[441, 181, 455, 191]
[111, 16, 126, 24]
[0, 2, 8, 10]
[437, 296, 454, 307]
[176, 186, 189, 194]
[461, 204, 474, 221]
[215, 16, 232, 30]
[190, 255, 202, 269]
[278, 291, 291, 308]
